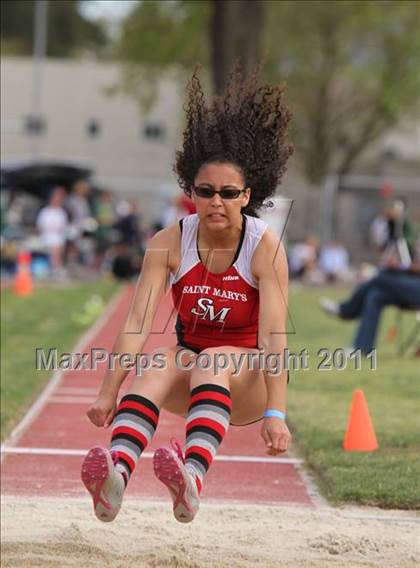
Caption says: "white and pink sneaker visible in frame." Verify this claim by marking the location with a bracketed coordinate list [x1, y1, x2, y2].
[153, 438, 200, 523]
[81, 446, 125, 522]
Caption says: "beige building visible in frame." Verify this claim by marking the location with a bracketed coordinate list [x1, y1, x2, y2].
[1, 55, 185, 222]
[1, 55, 419, 250]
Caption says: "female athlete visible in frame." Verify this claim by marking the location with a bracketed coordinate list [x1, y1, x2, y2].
[81, 66, 294, 523]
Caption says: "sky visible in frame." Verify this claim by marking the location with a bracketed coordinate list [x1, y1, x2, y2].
[80, 0, 138, 37]
[81, 0, 138, 21]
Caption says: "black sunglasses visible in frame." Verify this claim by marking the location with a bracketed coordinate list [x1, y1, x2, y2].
[193, 186, 248, 200]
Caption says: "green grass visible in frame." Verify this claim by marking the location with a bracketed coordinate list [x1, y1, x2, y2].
[287, 286, 420, 509]
[1, 280, 119, 440]
[1, 281, 419, 508]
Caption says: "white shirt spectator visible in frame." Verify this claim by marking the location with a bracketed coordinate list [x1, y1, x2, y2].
[319, 243, 349, 277]
[37, 206, 68, 248]
[289, 238, 319, 274]
[370, 215, 389, 249]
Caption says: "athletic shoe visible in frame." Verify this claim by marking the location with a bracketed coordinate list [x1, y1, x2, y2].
[153, 438, 200, 523]
[320, 297, 340, 317]
[81, 446, 125, 522]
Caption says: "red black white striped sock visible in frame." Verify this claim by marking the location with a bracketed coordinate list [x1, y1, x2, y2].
[111, 393, 159, 486]
[185, 383, 232, 494]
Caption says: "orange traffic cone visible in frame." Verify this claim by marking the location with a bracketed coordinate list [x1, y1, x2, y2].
[14, 251, 33, 296]
[386, 325, 397, 343]
[343, 389, 378, 452]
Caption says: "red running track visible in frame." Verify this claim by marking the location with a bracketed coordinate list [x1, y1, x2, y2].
[1, 286, 314, 507]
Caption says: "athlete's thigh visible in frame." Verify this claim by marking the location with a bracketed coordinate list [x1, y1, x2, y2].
[159, 345, 268, 424]
[129, 345, 195, 412]
[226, 347, 267, 425]
[159, 346, 197, 417]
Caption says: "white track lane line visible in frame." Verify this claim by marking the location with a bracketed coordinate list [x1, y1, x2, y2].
[0, 446, 303, 464]
[55, 387, 99, 395]
[48, 397, 96, 404]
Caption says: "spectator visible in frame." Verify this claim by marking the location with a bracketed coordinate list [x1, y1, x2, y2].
[370, 206, 391, 253]
[320, 249, 420, 355]
[114, 200, 143, 249]
[111, 242, 141, 281]
[93, 190, 115, 270]
[161, 195, 196, 227]
[289, 235, 320, 280]
[4, 190, 24, 230]
[66, 180, 91, 235]
[319, 240, 350, 283]
[65, 179, 93, 266]
[380, 200, 416, 268]
[36, 186, 68, 278]
[179, 194, 196, 215]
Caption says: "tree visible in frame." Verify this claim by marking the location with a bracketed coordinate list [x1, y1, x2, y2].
[116, 0, 264, 102]
[0, 0, 107, 58]
[115, 1, 211, 109]
[116, 0, 420, 183]
[211, 1, 264, 93]
[264, 0, 420, 183]
[117, 1, 210, 68]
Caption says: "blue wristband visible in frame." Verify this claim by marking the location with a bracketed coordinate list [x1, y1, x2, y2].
[264, 409, 286, 420]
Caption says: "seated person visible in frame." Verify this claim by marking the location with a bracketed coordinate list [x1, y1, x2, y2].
[320, 248, 420, 354]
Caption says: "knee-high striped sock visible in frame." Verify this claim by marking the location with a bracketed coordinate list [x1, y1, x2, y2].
[111, 393, 159, 485]
[185, 384, 232, 494]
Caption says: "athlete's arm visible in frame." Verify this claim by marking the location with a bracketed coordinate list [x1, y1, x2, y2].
[252, 228, 291, 454]
[87, 225, 179, 427]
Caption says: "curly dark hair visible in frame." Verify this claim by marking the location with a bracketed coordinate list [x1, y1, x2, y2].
[174, 65, 293, 216]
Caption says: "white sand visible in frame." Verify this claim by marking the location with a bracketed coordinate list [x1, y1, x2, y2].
[1, 497, 419, 567]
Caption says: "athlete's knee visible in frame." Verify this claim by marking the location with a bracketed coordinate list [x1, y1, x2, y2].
[193, 346, 234, 378]
[131, 347, 178, 383]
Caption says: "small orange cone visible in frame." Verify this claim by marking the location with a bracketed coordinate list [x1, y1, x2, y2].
[386, 325, 397, 343]
[343, 389, 378, 452]
[14, 251, 33, 296]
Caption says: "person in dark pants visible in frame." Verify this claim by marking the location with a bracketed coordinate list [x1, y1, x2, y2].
[320, 267, 420, 354]
[111, 242, 142, 281]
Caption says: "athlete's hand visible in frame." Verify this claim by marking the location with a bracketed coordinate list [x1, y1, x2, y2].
[87, 394, 117, 428]
[260, 417, 291, 455]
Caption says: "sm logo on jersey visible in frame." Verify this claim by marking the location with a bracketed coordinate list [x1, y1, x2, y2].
[191, 298, 231, 323]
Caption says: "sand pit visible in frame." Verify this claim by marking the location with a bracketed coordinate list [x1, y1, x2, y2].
[1, 497, 419, 567]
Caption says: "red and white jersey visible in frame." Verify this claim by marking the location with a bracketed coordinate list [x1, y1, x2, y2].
[170, 213, 268, 352]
